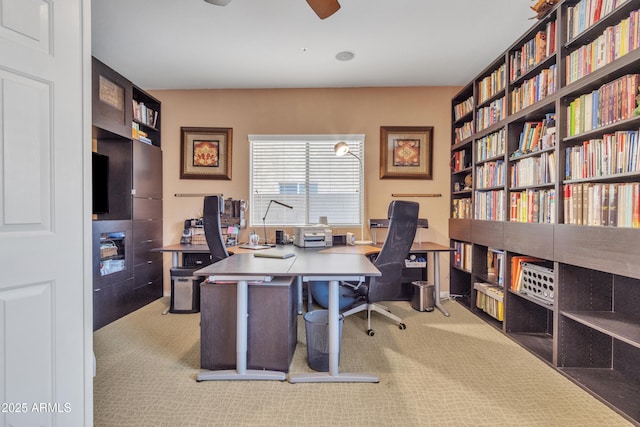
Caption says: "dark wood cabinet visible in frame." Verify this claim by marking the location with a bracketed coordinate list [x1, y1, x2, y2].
[92, 57, 162, 330]
[92, 58, 133, 140]
[200, 279, 298, 372]
[448, 1, 640, 422]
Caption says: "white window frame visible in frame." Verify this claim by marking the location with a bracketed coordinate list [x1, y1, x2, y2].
[249, 134, 365, 227]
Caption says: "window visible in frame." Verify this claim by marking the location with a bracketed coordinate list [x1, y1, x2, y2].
[249, 134, 365, 227]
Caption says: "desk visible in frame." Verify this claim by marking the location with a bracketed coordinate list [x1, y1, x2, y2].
[195, 248, 381, 383]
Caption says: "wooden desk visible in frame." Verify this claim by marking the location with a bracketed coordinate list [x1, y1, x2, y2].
[195, 249, 381, 383]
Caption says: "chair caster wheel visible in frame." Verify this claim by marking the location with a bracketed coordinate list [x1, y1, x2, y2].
[367, 329, 375, 336]
[399, 323, 406, 330]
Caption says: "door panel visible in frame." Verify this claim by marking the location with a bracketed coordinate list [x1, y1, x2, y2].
[0, 0, 90, 425]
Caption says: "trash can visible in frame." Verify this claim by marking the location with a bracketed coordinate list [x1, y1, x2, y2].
[304, 310, 343, 372]
[411, 281, 435, 312]
[170, 267, 205, 313]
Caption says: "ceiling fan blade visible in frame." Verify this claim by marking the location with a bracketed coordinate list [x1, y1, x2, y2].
[306, 0, 341, 19]
[204, 0, 232, 5]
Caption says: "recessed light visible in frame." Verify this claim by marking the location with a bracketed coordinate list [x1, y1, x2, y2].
[336, 51, 355, 61]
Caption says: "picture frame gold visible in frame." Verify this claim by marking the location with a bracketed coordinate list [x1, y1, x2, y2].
[380, 126, 433, 179]
[180, 127, 232, 180]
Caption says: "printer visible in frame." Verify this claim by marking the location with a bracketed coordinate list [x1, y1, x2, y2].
[293, 225, 333, 248]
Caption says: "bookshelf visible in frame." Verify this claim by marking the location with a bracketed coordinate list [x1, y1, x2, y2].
[449, 0, 640, 423]
[92, 57, 163, 330]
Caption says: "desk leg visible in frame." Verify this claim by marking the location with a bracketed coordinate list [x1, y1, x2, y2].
[433, 252, 450, 317]
[197, 280, 286, 381]
[289, 279, 379, 383]
[296, 276, 303, 315]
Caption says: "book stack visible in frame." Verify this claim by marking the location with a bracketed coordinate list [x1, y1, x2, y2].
[476, 128, 506, 161]
[566, 74, 639, 136]
[565, 130, 639, 179]
[451, 150, 470, 172]
[474, 282, 504, 321]
[453, 96, 474, 121]
[474, 190, 506, 221]
[510, 20, 557, 81]
[567, 0, 630, 40]
[509, 189, 557, 223]
[510, 65, 557, 114]
[132, 100, 159, 128]
[475, 160, 505, 189]
[563, 182, 640, 227]
[476, 97, 506, 132]
[510, 152, 556, 187]
[453, 241, 472, 271]
[566, 6, 640, 84]
[454, 121, 474, 144]
[477, 64, 506, 104]
[452, 198, 472, 219]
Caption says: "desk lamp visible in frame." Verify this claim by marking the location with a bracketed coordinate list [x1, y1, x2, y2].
[334, 141, 372, 245]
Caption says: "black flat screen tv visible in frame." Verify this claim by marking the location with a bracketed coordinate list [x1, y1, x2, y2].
[92, 152, 110, 214]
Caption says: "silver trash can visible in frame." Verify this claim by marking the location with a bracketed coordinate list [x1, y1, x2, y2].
[304, 310, 343, 372]
[411, 281, 435, 312]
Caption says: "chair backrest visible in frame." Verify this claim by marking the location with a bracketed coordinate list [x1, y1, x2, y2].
[368, 200, 419, 302]
[203, 195, 229, 264]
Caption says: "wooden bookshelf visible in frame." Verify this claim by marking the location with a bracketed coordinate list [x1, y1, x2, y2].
[449, 1, 640, 423]
[92, 57, 163, 330]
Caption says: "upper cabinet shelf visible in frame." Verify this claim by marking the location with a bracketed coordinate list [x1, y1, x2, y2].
[92, 57, 161, 148]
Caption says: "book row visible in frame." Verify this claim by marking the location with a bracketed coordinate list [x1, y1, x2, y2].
[565, 129, 640, 179]
[512, 114, 557, 157]
[454, 121, 474, 145]
[474, 283, 504, 321]
[452, 150, 471, 173]
[566, 73, 639, 136]
[474, 190, 506, 221]
[476, 128, 506, 162]
[510, 152, 557, 187]
[510, 65, 557, 114]
[132, 100, 158, 128]
[453, 241, 472, 271]
[563, 181, 640, 227]
[567, 0, 629, 40]
[477, 64, 506, 105]
[566, 7, 640, 84]
[509, 20, 557, 81]
[476, 97, 506, 132]
[510, 189, 557, 224]
[452, 198, 472, 219]
[476, 160, 505, 189]
[453, 96, 474, 122]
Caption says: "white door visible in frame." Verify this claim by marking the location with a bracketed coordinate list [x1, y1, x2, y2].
[0, 1, 91, 426]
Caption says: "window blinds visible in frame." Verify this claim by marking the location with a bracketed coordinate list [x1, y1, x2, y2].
[249, 134, 365, 227]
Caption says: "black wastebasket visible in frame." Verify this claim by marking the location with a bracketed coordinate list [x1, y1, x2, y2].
[304, 310, 343, 372]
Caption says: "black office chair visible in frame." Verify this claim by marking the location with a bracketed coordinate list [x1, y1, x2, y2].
[341, 200, 419, 336]
[203, 195, 229, 264]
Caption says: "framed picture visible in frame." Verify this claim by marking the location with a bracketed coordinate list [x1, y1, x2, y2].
[380, 126, 433, 179]
[180, 127, 232, 180]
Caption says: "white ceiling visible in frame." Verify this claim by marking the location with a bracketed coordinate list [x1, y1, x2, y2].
[91, 0, 538, 90]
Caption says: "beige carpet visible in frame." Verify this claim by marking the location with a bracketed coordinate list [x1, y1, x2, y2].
[93, 298, 632, 426]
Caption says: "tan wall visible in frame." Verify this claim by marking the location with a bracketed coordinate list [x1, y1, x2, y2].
[151, 86, 460, 295]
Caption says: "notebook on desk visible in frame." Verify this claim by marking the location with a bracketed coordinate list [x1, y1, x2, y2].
[238, 244, 273, 250]
[253, 250, 295, 259]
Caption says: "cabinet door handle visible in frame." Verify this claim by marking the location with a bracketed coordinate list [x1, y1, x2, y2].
[147, 260, 153, 264]
[143, 239, 153, 243]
